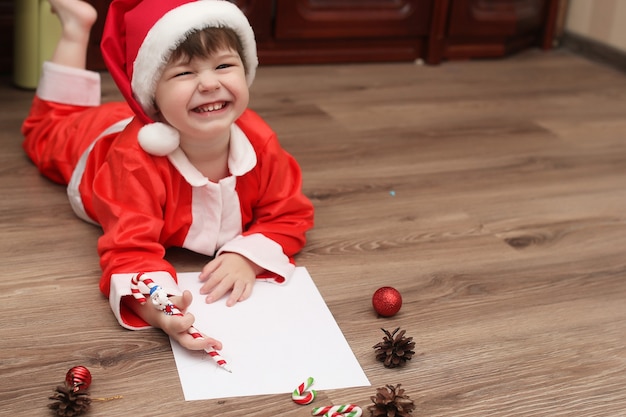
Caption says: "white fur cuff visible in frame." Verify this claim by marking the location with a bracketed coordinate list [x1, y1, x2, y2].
[37, 61, 101, 107]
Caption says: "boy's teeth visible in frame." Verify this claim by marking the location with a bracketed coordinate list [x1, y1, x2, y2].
[197, 102, 225, 112]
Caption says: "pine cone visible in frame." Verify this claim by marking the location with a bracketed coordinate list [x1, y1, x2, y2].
[373, 327, 416, 368]
[368, 384, 415, 417]
[48, 384, 92, 416]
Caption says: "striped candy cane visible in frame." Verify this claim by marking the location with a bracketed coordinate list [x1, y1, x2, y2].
[311, 404, 363, 417]
[292, 377, 316, 405]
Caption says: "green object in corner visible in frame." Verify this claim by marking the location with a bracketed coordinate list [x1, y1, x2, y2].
[13, 0, 61, 89]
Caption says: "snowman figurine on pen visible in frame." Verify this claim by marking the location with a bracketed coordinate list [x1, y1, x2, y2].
[149, 286, 178, 315]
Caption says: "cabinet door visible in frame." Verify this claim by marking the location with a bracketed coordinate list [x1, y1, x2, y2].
[447, 0, 547, 37]
[274, 0, 432, 40]
[427, 0, 558, 64]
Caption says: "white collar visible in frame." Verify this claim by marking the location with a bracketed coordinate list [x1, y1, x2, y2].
[167, 124, 257, 187]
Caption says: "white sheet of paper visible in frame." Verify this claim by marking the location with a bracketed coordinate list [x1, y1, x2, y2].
[170, 267, 370, 401]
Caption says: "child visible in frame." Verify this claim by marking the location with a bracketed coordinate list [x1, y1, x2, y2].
[22, 0, 314, 352]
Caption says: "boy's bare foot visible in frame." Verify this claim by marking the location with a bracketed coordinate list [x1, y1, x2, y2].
[49, 0, 97, 43]
[48, 0, 97, 68]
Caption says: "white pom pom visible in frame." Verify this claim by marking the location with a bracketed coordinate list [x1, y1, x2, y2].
[137, 122, 180, 156]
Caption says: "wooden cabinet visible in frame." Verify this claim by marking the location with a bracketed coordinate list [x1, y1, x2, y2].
[0, 0, 560, 75]
[251, 0, 558, 65]
[426, 0, 560, 64]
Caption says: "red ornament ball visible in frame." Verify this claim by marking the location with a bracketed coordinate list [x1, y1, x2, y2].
[372, 287, 402, 317]
[65, 366, 92, 392]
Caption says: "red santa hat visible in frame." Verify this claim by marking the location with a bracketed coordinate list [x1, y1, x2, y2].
[101, 0, 258, 156]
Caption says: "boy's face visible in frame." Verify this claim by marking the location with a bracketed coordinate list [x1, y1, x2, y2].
[154, 46, 249, 146]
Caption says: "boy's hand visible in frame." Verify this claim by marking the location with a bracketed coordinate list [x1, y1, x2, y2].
[198, 253, 262, 306]
[128, 290, 222, 351]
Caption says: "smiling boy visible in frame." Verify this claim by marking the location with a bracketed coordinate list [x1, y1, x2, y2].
[22, 0, 314, 352]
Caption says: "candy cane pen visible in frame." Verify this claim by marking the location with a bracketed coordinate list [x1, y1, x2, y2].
[131, 273, 232, 373]
[187, 326, 232, 373]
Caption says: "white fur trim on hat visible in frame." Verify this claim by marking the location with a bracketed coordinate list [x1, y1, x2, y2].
[132, 0, 258, 122]
[138, 122, 181, 156]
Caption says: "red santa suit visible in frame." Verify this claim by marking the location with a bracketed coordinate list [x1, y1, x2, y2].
[23, 60, 314, 329]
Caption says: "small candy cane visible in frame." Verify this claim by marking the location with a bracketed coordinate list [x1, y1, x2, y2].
[188, 326, 232, 373]
[131, 273, 232, 373]
[292, 377, 316, 405]
[311, 404, 363, 417]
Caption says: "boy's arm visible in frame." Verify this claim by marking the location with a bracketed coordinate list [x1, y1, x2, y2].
[88, 126, 183, 328]
[217, 130, 314, 282]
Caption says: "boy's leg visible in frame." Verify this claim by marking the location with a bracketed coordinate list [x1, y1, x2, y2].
[22, 0, 99, 183]
[22, 0, 133, 184]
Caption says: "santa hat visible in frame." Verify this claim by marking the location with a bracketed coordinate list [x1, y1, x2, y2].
[101, 0, 258, 156]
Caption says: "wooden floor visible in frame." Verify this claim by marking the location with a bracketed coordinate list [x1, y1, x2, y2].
[1, 49, 625, 416]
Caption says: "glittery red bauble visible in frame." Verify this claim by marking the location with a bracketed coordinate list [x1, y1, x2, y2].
[372, 287, 402, 317]
[65, 366, 92, 392]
